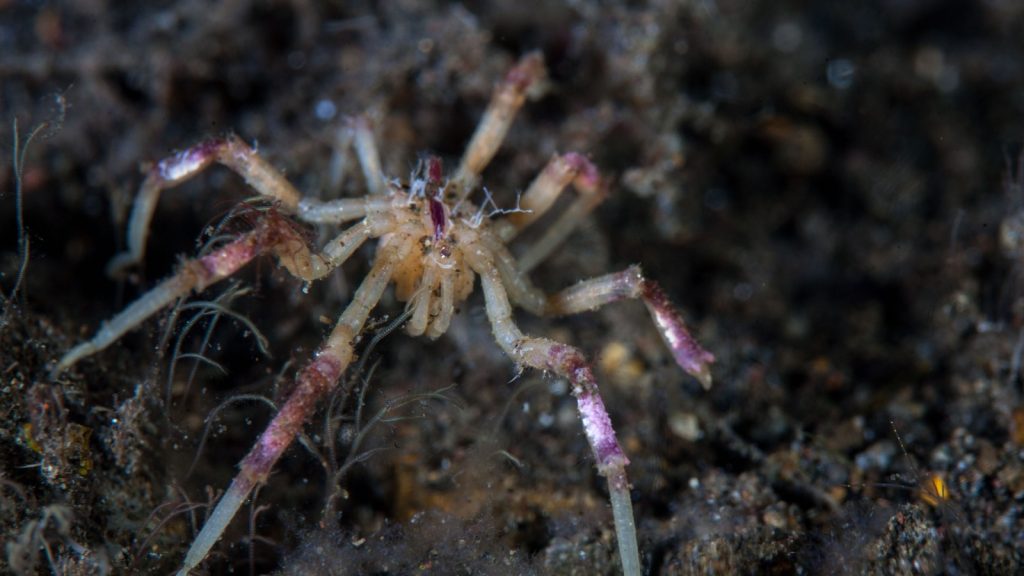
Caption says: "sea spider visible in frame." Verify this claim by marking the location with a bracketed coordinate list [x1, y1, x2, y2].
[55, 52, 714, 575]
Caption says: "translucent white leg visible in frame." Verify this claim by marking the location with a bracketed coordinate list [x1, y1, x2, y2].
[453, 52, 546, 198]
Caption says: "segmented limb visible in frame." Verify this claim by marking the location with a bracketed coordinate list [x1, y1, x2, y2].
[272, 216, 390, 282]
[56, 216, 386, 373]
[496, 152, 603, 237]
[476, 234, 715, 388]
[109, 135, 309, 275]
[58, 229, 266, 373]
[406, 266, 437, 337]
[546, 266, 715, 389]
[327, 117, 355, 193]
[326, 114, 390, 198]
[425, 273, 454, 339]
[466, 249, 641, 576]
[350, 116, 387, 196]
[489, 151, 608, 272]
[515, 184, 606, 273]
[453, 52, 546, 197]
[319, 114, 394, 224]
[476, 231, 547, 314]
[176, 236, 412, 576]
[296, 195, 390, 225]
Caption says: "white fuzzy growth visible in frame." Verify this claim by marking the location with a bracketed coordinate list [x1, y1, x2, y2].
[459, 186, 531, 229]
[409, 177, 427, 200]
[159, 149, 207, 182]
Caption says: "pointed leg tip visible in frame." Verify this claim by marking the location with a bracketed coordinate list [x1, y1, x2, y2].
[54, 343, 93, 375]
[671, 345, 714, 390]
[639, 279, 715, 390]
[690, 363, 714, 390]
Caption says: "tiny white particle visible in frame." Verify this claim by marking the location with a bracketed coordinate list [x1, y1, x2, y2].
[315, 99, 337, 121]
[827, 59, 856, 90]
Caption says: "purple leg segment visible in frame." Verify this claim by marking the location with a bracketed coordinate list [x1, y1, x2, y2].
[111, 135, 304, 275]
[640, 279, 715, 388]
[177, 351, 346, 576]
[546, 265, 715, 388]
[544, 343, 628, 473]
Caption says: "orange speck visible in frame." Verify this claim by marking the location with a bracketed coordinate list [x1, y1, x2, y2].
[1011, 407, 1024, 446]
[920, 473, 950, 507]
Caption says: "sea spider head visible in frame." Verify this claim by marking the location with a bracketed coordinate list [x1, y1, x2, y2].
[387, 155, 477, 338]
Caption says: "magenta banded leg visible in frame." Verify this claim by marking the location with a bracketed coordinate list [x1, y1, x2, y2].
[55, 212, 390, 375]
[110, 136, 304, 275]
[477, 235, 715, 388]
[174, 236, 413, 576]
[545, 265, 715, 388]
[466, 248, 642, 575]
[59, 229, 267, 373]
[110, 133, 390, 275]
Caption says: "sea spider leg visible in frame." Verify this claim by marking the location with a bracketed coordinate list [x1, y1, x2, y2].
[300, 116, 394, 224]
[295, 195, 390, 225]
[327, 116, 355, 193]
[493, 152, 609, 272]
[496, 152, 603, 239]
[406, 266, 437, 336]
[350, 116, 387, 196]
[466, 249, 642, 576]
[424, 273, 454, 339]
[110, 135, 298, 274]
[327, 114, 389, 197]
[476, 232, 546, 313]
[515, 191, 604, 274]
[515, 162, 608, 273]
[477, 231, 714, 387]
[453, 52, 546, 198]
[108, 135, 383, 274]
[545, 266, 715, 388]
[55, 216, 388, 373]
[57, 229, 267, 372]
[176, 235, 413, 576]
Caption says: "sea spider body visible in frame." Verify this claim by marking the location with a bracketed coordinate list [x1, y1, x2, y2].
[55, 52, 714, 576]
[383, 158, 475, 339]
